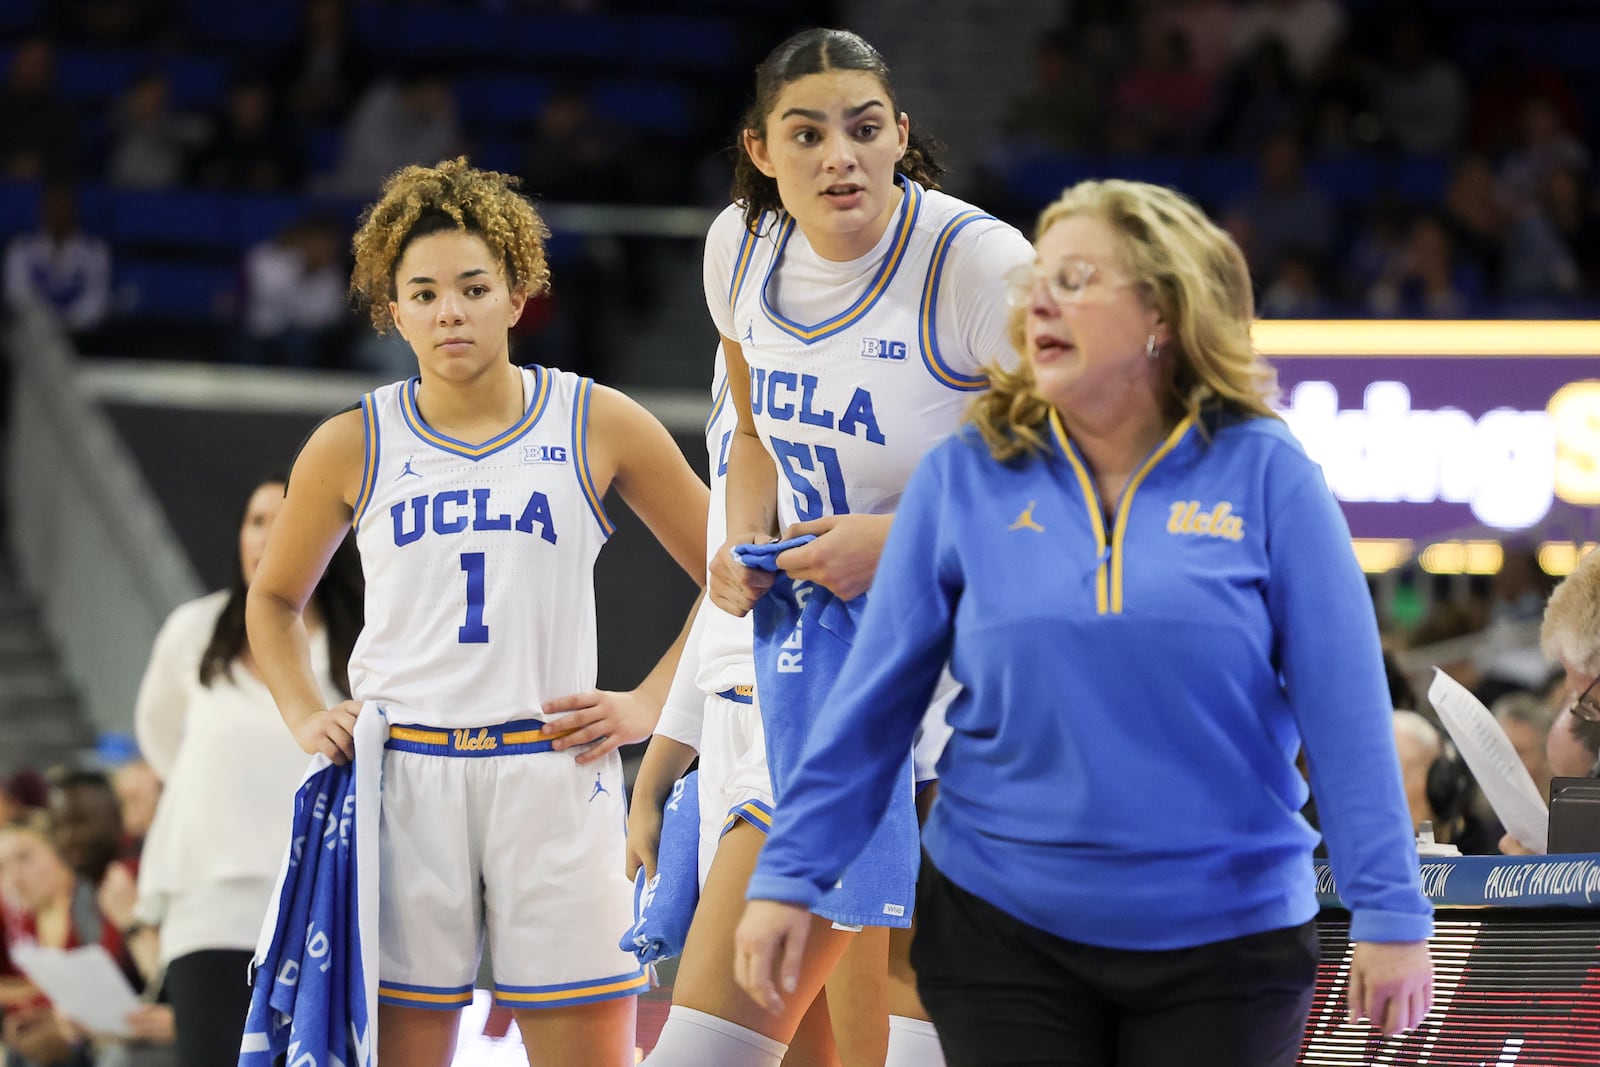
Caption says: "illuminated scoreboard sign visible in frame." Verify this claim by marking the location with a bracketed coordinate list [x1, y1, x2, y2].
[1255, 321, 1600, 550]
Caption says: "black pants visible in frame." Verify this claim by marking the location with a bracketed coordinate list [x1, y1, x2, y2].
[164, 949, 256, 1067]
[910, 861, 1318, 1067]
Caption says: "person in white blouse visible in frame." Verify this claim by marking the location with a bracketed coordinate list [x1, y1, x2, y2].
[133, 475, 363, 1067]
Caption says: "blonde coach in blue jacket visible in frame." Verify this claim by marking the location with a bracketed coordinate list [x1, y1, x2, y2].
[733, 180, 1434, 1067]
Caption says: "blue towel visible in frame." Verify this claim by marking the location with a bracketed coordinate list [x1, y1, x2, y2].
[731, 534, 816, 572]
[749, 572, 919, 929]
[241, 708, 383, 1067]
[621, 770, 701, 966]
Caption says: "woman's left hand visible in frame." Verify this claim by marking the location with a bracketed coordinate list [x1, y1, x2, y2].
[1347, 940, 1433, 1034]
[734, 900, 813, 1014]
[543, 688, 658, 765]
[775, 514, 894, 601]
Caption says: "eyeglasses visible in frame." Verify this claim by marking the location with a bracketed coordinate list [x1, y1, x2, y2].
[1004, 258, 1135, 309]
[1569, 674, 1600, 724]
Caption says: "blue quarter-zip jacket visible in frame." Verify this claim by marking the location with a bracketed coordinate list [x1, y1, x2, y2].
[748, 411, 1432, 949]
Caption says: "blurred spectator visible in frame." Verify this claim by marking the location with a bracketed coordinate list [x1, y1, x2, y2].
[1497, 97, 1589, 209]
[0, 812, 137, 1067]
[1502, 547, 1600, 853]
[1366, 213, 1482, 318]
[235, 213, 352, 367]
[3, 183, 112, 338]
[110, 761, 161, 857]
[1225, 132, 1333, 281]
[133, 476, 362, 1067]
[1371, 16, 1467, 155]
[521, 85, 636, 203]
[1205, 36, 1301, 152]
[997, 30, 1105, 155]
[107, 70, 210, 190]
[0, 38, 79, 181]
[1301, 41, 1381, 155]
[1143, 0, 1237, 79]
[1259, 245, 1330, 317]
[1393, 710, 1493, 853]
[45, 769, 132, 886]
[274, 0, 375, 128]
[1440, 154, 1510, 290]
[0, 771, 46, 827]
[1392, 710, 1451, 837]
[1340, 195, 1410, 305]
[1467, 43, 1585, 159]
[1493, 689, 1560, 805]
[190, 77, 302, 193]
[1229, 0, 1346, 81]
[1110, 28, 1213, 153]
[325, 72, 462, 198]
[1470, 544, 1561, 704]
[1502, 164, 1600, 302]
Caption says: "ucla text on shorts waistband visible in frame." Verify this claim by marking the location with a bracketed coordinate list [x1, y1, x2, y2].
[716, 685, 755, 705]
[385, 717, 575, 757]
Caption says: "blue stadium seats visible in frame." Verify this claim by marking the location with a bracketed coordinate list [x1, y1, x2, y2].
[452, 74, 550, 134]
[0, 0, 37, 32]
[52, 48, 230, 110]
[184, 0, 298, 50]
[592, 79, 695, 136]
[115, 258, 233, 320]
[0, 180, 39, 241]
[109, 189, 308, 252]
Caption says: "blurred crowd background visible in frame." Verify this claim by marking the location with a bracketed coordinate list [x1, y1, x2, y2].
[0, 0, 1597, 1061]
[3, 0, 1597, 383]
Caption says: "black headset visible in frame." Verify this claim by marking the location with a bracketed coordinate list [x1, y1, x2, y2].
[1425, 727, 1474, 830]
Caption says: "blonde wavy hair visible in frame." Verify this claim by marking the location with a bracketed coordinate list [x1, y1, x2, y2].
[970, 179, 1278, 460]
[1542, 547, 1600, 675]
[349, 156, 551, 334]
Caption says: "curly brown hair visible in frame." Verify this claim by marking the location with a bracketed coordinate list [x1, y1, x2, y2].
[349, 156, 551, 334]
[731, 28, 944, 233]
[969, 179, 1278, 461]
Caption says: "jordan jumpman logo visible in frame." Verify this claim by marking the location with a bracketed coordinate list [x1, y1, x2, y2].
[1009, 501, 1045, 533]
[396, 456, 422, 479]
[589, 773, 609, 802]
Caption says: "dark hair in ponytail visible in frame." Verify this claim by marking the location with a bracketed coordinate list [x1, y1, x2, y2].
[730, 28, 945, 232]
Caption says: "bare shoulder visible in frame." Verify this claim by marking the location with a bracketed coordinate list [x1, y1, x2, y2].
[585, 381, 662, 441]
[291, 404, 367, 509]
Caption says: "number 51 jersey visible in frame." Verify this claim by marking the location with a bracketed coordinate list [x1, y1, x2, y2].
[346, 365, 613, 729]
[721, 179, 1027, 527]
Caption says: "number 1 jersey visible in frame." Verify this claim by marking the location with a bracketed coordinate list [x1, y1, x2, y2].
[346, 366, 612, 728]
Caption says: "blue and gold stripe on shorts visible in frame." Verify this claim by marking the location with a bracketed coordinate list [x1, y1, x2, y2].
[493, 969, 649, 1010]
[722, 798, 774, 837]
[377, 980, 474, 1011]
[385, 718, 575, 758]
[715, 685, 755, 705]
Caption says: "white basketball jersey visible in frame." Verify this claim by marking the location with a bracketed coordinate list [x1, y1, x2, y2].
[347, 366, 612, 728]
[725, 180, 1009, 527]
[697, 345, 755, 693]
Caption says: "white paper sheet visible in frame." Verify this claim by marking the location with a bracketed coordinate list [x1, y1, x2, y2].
[9, 943, 142, 1038]
[1428, 667, 1550, 854]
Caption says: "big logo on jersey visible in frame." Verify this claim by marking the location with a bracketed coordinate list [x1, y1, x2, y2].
[391, 487, 558, 547]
